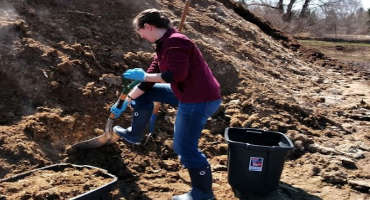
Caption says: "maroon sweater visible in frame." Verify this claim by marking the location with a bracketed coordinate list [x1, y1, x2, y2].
[138, 28, 221, 103]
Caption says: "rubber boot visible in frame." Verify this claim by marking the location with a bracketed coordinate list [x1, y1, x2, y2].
[113, 106, 152, 145]
[172, 166, 214, 200]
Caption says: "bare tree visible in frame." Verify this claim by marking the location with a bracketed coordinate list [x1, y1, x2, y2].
[367, 9, 370, 31]
[353, 8, 369, 34]
[276, 0, 284, 13]
[237, 0, 368, 35]
[325, 9, 338, 36]
[283, 0, 297, 21]
[299, 0, 312, 18]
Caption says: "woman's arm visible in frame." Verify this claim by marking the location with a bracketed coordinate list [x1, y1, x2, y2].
[127, 86, 145, 101]
[144, 73, 166, 83]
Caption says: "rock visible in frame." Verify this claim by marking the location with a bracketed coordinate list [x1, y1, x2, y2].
[49, 81, 60, 89]
[229, 99, 240, 105]
[306, 143, 318, 153]
[294, 140, 304, 151]
[348, 179, 370, 193]
[94, 128, 104, 135]
[322, 171, 347, 184]
[351, 152, 365, 159]
[339, 157, 357, 169]
[310, 144, 338, 155]
[335, 143, 365, 159]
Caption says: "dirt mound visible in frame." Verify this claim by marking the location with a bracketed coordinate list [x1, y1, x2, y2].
[0, 0, 369, 199]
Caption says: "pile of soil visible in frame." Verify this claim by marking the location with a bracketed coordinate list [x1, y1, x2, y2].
[0, 0, 369, 199]
[0, 164, 115, 200]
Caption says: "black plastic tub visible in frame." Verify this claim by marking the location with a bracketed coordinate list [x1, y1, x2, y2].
[0, 163, 117, 200]
[225, 128, 294, 197]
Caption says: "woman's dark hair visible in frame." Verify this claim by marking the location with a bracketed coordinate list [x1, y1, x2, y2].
[133, 9, 171, 30]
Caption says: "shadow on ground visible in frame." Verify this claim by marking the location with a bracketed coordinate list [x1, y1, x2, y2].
[65, 144, 151, 200]
[234, 182, 322, 200]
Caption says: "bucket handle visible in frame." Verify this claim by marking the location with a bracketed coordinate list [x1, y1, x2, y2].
[245, 128, 264, 134]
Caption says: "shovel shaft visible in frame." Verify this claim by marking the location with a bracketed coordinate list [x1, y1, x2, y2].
[67, 80, 140, 153]
[109, 80, 141, 119]
[179, 0, 191, 32]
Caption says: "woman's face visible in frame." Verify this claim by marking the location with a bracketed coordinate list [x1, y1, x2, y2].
[136, 24, 156, 43]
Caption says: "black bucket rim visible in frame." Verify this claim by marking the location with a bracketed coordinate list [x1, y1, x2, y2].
[224, 127, 294, 150]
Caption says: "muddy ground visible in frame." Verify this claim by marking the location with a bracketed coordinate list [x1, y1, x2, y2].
[0, 0, 369, 199]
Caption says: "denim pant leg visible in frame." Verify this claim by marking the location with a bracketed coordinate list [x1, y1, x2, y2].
[174, 99, 221, 169]
[127, 83, 178, 142]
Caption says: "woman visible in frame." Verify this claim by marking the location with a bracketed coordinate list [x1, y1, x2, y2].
[111, 8, 221, 200]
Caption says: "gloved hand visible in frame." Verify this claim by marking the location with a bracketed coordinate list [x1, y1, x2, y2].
[110, 100, 129, 119]
[123, 68, 147, 81]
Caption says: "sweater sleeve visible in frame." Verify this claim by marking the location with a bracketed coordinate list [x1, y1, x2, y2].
[146, 55, 160, 73]
[162, 38, 191, 82]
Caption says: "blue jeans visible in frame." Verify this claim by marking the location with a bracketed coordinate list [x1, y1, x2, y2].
[174, 99, 221, 168]
[129, 83, 221, 169]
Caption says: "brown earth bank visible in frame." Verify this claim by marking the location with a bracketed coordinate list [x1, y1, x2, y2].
[0, 0, 369, 199]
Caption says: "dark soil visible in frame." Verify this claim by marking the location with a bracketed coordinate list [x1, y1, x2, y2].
[0, 0, 369, 199]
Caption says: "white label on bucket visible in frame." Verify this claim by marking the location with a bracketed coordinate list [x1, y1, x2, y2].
[249, 157, 264, 172]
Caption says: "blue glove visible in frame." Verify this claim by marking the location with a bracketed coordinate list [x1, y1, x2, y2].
[110, 100, 129, 119]
[123, 68, 146, 81]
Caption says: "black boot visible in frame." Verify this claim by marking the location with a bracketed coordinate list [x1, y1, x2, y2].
[113, 107, 152, 145]
[172, 165, 214, 200]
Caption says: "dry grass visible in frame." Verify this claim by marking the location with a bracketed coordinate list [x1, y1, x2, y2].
[322, 34, 370, 41]
[299, 39, 370, 64]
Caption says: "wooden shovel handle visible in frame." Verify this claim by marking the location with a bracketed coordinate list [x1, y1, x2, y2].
[178, 0, 191, 32]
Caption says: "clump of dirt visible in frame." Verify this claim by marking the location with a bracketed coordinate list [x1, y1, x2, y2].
[0, 165, 115, 200]
[0, 0, 369, 199]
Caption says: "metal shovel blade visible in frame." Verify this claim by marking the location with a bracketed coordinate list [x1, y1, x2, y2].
[67, 118, 116, 153]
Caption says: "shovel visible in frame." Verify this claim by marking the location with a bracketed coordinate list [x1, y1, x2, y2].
[67, 79, 140, 153]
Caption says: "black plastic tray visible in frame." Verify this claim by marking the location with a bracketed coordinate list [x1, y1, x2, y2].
[0, 163, 117, 200]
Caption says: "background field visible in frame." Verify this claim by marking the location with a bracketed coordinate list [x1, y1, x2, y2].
[299, 39, 370, 71]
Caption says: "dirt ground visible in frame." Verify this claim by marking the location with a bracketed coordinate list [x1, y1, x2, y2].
[0, 0, 369, 199]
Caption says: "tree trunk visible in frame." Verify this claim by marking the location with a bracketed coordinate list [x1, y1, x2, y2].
[299, 0, 311, 18]
[283, 0, 296, 21]
[367, 9, 370, 31]
[277, 0, 284, 13]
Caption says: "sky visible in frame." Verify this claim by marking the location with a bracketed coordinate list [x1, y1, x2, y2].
[361, 0, 370, 9]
